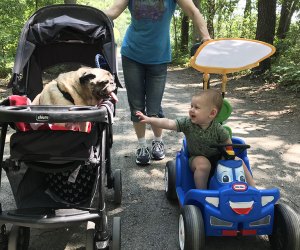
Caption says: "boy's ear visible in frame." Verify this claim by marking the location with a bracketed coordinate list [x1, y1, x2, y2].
[210, 108, 218, 118]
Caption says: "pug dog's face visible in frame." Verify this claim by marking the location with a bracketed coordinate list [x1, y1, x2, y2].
[79, 68, 116, 101]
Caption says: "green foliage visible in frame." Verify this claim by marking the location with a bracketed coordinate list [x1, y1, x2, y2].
[274, 23, 300, 62]
[215, 14, 256, 39]
[271, 23, 300, 91]
[25, 0, 63, 11]
[171, 50, 190, 67]
[171, 0, 258, 65]
[0, 0, 65, 77]
[271, 65, 300, 91]
[0, 0, 27, 76]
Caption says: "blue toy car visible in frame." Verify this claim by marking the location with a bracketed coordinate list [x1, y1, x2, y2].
[173, 39, 300, 250]
[165, 133, 300, 250]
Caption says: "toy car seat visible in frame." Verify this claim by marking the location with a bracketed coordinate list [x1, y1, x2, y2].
[216, 98, 251, 172]
[215, 98, 232, 138]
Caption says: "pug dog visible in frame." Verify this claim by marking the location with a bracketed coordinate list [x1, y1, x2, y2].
[32, 67, 118, 132]
[32, 67, 118, 105]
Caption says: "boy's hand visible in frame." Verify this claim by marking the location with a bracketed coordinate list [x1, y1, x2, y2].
[135, 111, 149, 123]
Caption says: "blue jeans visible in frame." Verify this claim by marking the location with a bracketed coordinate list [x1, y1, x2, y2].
[122, 56, 167, 122]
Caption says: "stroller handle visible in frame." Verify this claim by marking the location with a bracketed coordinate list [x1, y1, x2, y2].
[0, 105, 108, 123]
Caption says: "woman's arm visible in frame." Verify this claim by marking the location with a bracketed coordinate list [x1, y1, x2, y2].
[104, 0, 129, 20]
[136, 111, 177, 131]
[177, 0, 211, 41]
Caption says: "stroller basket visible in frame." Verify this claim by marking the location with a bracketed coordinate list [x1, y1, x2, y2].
[0, 104, 111, 209]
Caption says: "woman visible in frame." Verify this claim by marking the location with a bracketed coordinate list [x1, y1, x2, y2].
[105, 0, 211, 166]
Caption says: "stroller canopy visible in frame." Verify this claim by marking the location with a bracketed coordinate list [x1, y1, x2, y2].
[10, 4, 120, 100]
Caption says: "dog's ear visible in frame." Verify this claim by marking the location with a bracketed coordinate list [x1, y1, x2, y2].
[79, 73, 96, 84]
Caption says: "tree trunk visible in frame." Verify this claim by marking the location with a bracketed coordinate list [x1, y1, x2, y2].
[285, 1, 299, 32]
[180, 14, 189, 53]
[64, 0, 77, 4]
[192, 0, 200, 43]
[255, 0, 277, 72]
[241, 0, 252, 37]
[277, 0, 299, 39]
[206, 0, 215, 38]
[244, 0, 252, 17]
[172, 16, 179, 52]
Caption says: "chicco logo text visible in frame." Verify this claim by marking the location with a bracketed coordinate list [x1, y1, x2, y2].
[36, 114, 49, 122]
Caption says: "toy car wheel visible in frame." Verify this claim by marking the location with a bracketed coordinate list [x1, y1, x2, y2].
[113, 169, 122, 205]
[8, 225, 30, 250]
[269, 203, 300, 250]
[165, 160, 177, 200]
[111, 217, 121, 250]
[178, 205, 205, 250]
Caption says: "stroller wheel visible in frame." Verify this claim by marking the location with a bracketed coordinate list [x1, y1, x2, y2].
[113, 169, 122, 205]
[0, 225, 8, 249]
[111, 217, 121, 250]
[86, 222, 96, 250]
[8, 225, 30, 250]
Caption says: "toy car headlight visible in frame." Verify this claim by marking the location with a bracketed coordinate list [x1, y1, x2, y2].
[261, 196, 274, 206]
[205, 197, 219, 207]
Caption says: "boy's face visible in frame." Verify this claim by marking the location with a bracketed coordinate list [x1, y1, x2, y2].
[189, 95, 217, 125]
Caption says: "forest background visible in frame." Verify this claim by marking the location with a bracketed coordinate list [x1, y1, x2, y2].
[0, 0, 299, 92]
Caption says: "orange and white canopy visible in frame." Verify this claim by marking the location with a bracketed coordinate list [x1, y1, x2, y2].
[190, 38, 276, 75]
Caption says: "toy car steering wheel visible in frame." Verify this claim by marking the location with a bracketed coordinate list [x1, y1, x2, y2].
[210, 144, 250, 160]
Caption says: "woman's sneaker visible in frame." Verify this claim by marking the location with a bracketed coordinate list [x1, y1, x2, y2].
[136, 146, 150, 165]
[151, 140, 165, 160]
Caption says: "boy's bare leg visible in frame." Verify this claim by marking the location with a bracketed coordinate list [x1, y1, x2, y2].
[191, 156, 211, 189]
[243, 163, 256, 187]
[236, 156, 256, 187]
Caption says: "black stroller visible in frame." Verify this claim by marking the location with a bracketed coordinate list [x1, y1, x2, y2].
[0, 4, 122, 250]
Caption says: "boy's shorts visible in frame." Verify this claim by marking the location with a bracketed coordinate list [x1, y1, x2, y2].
[207, 155, 222, 179]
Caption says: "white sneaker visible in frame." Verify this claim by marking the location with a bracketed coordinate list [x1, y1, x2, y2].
[151, 140, 165, 160]
[136, 146, 151, 165]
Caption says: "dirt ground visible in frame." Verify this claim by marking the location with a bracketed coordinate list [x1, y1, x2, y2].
[0, 64, 299, 249]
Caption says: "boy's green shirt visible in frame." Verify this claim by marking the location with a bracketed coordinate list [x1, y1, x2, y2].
[175, 117, 229, 158]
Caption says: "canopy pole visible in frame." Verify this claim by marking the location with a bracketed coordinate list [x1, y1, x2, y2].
[221, 74, 227, 98]
[203, 73, 209, 90]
